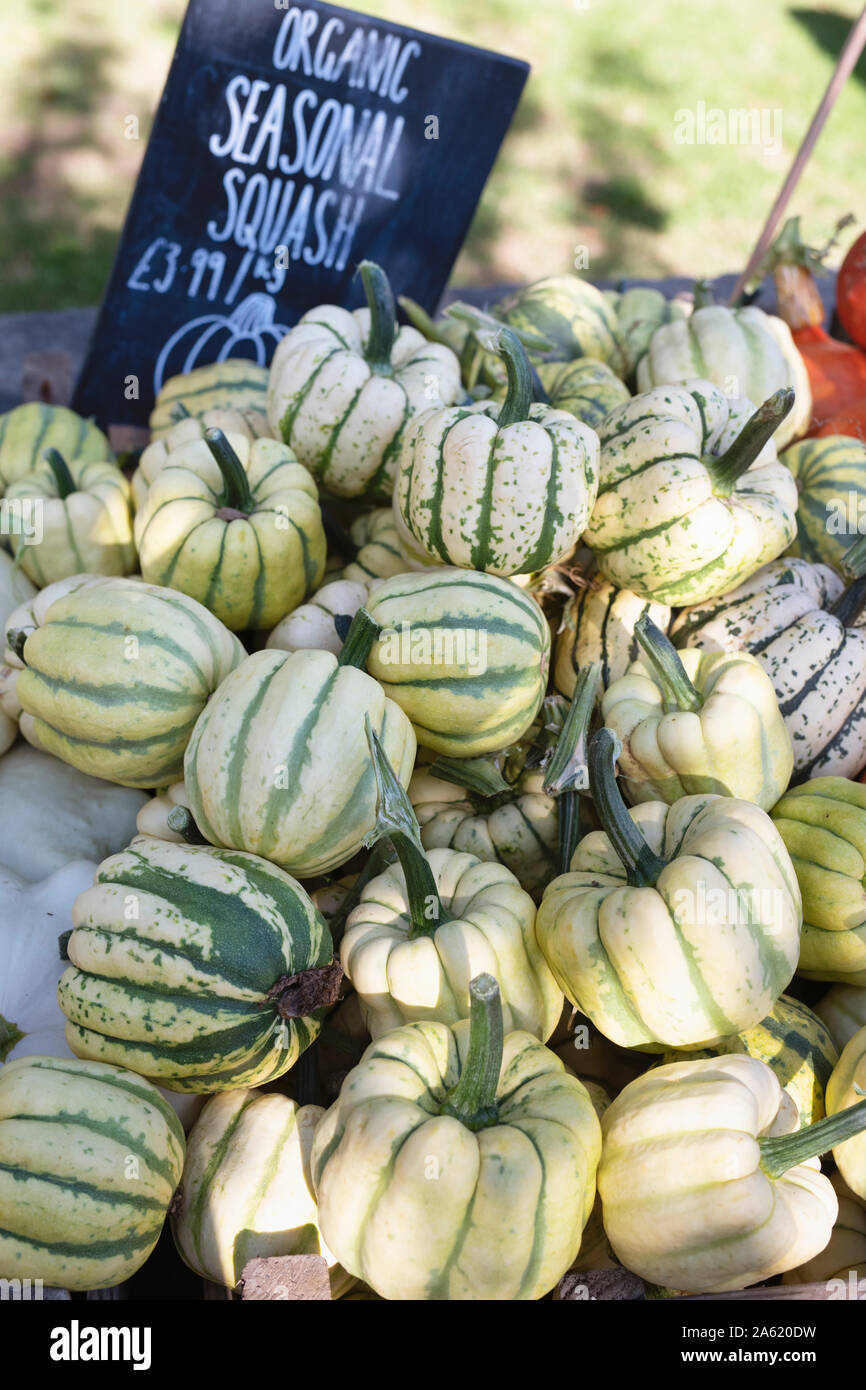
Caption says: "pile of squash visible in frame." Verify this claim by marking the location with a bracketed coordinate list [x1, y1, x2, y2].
[2, 255, 866, 1302]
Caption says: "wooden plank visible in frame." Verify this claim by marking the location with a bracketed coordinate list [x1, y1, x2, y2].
[240, 1255, 332, 1301]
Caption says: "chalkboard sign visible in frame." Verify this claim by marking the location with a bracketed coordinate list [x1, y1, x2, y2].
[72, 0, 528, 429]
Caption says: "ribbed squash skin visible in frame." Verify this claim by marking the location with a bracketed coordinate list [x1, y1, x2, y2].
[605, 286, 690, 385]
[782, 1170, 866, 1284]
[816, 984, 866, 1051]
[134, 434, 326, 631]
[772, 778, 866, 985]
[410, 766, 558, 902]
[149, 360, 270, 440]
[0, 1055, 184, 1289]
[534, 358, 631, 429]
[339, 507, 408, 585]
[661, 994, 838, 1127]
[827, 1025, 866, 1201]
[636, 303, 811, 447]
[0, 402, 111, 494]
[395, 396, 599, 577]
[6, 457, 135, 586]
[310, 1019, 602, 1300]
[554, 578, 672, 696]
[494, 275, 626, 378]
[133, 409, 265, 510]
[364, 569, 550, 756]
[537, 795, 801, 1049]
[15, 578, 245, 788]
[184, 648, 416, 877]
[585, 382, 798, 605]
[59, 837, 334, 1092]
[783, 435, 866, 572]
[172, 1089, 338, 1288]
[267, 307, 463, 499]
[266, 579, 370, 657]
[670, 556, 866, 781]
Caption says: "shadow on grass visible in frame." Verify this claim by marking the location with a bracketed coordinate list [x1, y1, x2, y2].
[791, 7, 866, 88]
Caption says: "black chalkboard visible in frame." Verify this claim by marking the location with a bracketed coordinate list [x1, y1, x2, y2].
[72, 0, 528, 429]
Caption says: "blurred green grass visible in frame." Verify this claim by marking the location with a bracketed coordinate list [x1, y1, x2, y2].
[1, 0, 865, 312]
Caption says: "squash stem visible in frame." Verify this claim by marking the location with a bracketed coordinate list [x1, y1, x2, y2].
[588, 728, 667, 887]
[832, 534, 866, 628]
[692, 279, 716, 310]
[544, 662, 602, 871]
[166, 805, 209, 846]
[364, 716, 444, 937]
[440, 973, 503, 1131]
[337, 608, 380, 669]
[494, 328, 533, 428]
[43, 448, 77, 500]
[6, 629, 29, 664]
[708, 389, 794, 497]
[205, 428, 256, 515]
[759, 1095, 866, 1180]
[426, 754, 512, 798]
[171, 403, 192, 422]
[0, 1013, 24, 1064]
[358, 260, 397, 374]
[634, 615, 703, 712]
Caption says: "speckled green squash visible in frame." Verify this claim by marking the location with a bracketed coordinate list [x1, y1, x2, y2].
[533, 358, 631, 429]
[494, 275, 626, 378]
[149, 360, 270, 440]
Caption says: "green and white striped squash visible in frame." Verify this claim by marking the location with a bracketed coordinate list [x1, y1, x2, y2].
[0, 402, 112, 495]
[267, 262, 462, 500]
[0, 552, 34, 757]
[584, 381, 799, 605]
[536, 732, 801, 1050]
[604, 286, 691, 386]
[817, 985, 866, 1053]
[395, 329, 600, 578]
[671, 556, 866, 780]
[339, 507, 409, 585]
[6, 451, 135, 587]
[134, 430, 326, 632]
[364, 569, 551, 757]
[266, 579, 372, 657]
[133, 408, 265, 511]
[310, 977, 602, 1300]
[660, 994, 838, 1128]
[14, 577, 245, 788]
[636, 303, 811, 448]
[533, 357, 631, 430]
[0, 1054, 184, 1290]
[783, 435, 866, 573]
[494, 275, 626, 378]
[183, 625, 416, 877]
[149, 359, 270, 441]
[59, 836, 337, 1091]
[553, 577, 672, 697]
[772, 778, 866, 986]
[409, 765, 558, 902]
[172, 1089, 348, 1290]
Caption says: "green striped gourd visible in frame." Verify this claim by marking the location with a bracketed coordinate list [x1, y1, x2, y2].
[6, 451, 135, 586]
[395, 328, 599, 577]
[660, 994, 838, 1127]
[783, 435, 866, 573]
[536, 729, 801, 1049]
[533, 357, 631, 430]
[364, 568, 550, 756]
[59, 836, 338, 1091]
[0, 552, 34, 756]
[184, 611, 416, 877]
[636, 301, 811, 447]
[266, 579, 372, 657]
[339, 507, 408, 585]
[584, 381, 799, 605]
[149, 359, 270, 440]
[0, 402, 112, 495]
[671, 551, 866, 780]
[133, 407, 265, 510]
[409, 765, 558, 902]
[553, 577, 672, 696]
[816, 985, 866, 1052]
[340, 727, 563, 1040]
[601, 617, 793, 810]
[172, 1089, 348, 1290]
[494, 274, 626, 378]
[310, 975, 602, 1300]
[604, 285, 691, 385]
[14, 577, 245, 788]
[0, 1055, 184, 1289]
[134, 429, 326, 631]
[772, 778, 866, 985]
[267, 261, 462, 499]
